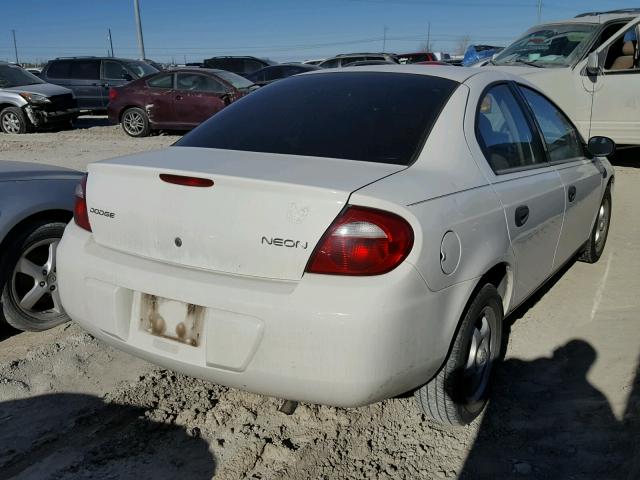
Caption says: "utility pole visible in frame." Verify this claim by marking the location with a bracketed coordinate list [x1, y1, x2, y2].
[108, 28, 114, 57]
[133, 0, 146, 59]
[11, 30, 18, 64]
[426, 21, 431, 52]
[537, 0, 543, 24]
[382, 26, 388, 52]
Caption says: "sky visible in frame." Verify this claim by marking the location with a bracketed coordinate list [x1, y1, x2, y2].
[0, 0, 637, 64]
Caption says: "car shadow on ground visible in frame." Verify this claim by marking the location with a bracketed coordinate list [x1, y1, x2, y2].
[0, 308, 20, 341]
[73, 116, 112, 129]
[0, 393, 216, 479]
[459, 340, 640, 479]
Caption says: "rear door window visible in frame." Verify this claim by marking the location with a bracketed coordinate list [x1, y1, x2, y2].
[70, 60, 100, 80]
[476, 84, 547, 173]
[147, 73, 174, 89]
[47, 61, 71, 79]
[177, 72, 458, 165]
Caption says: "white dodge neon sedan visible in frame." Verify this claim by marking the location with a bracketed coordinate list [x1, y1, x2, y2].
[58, 66, 614, 425]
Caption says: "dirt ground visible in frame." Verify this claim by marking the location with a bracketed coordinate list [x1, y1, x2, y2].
[0, 121, 638, 480]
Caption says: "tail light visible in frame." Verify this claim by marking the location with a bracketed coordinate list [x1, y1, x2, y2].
[306, 206, 414, 276]
[74, 174, 92, 232]
[108, 88, 118, 101]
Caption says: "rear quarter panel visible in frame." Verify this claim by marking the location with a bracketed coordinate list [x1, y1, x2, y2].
[0, 177, 79, 246]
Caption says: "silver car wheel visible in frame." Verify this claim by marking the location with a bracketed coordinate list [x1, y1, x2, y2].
[10, 238, 63, 319]
[122, 110, 145, 136]
[464, 307, 495, 403]
[2, 111, 22, 134]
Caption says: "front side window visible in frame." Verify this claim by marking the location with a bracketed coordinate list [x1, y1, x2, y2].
[603, 24, 639, 71]
[494, 23, 597, 67]
[476, 84, 546, 173]
[104, 61, 129, 80]
[519, 86, 584, 163]
[177, 72, 458, 165]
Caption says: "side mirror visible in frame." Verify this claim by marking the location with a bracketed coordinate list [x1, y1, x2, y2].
[586, 52, 600, 75]
[588, 136, 615, 157]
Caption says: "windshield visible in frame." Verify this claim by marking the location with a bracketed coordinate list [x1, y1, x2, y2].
[176, 72, 458, 166]
[215, 70, 254, 89]
[0, 64, 44, 88]
[494, 23, 597, 67]
[126, 61, 158, 78]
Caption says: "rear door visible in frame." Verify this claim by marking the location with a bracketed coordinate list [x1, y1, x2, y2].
[145, 73, 176, 126]
[68, 60, 102, 110]
[518, 85, 604, 264]
[475, 83, 566, 306]
[174, 73, 227, 126]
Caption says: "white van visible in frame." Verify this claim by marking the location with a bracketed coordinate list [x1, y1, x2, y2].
[489, 9, 640, 145]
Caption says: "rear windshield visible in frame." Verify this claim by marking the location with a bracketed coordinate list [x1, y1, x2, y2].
[126, 61, 158, 78]
[176, 72, 458, 165]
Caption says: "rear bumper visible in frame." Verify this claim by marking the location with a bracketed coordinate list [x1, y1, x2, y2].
[58, 223, 473, 407]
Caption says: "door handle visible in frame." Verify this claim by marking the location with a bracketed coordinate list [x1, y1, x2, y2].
[515, 205, 530, 227]
[568, 185, 577, 202]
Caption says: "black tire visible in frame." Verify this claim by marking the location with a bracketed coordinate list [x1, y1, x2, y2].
[1, 221, 70, 332]
[414, 284, 503, 426]
[0, 106, 29, 134]
[578, 186, 612, 264]
[121, 107, 151, 137]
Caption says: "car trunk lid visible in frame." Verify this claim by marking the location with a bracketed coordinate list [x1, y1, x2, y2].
[86, 147, 404, 280]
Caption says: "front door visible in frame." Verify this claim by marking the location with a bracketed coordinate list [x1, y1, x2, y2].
[584, 17, 640, 144]
[174, 73, 228, 127]
[68, 60, 102, 110]
[517, 85, 604, 264]
[102, 60, 133, 109]
[475, 83, 566, 306]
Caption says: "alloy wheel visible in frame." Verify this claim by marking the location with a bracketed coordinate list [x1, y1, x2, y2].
[463, 307, 496, 404]
[2, 111, 22, 134]
[122, 110, 145, 136]
[10, 238, 63, 320]
[594, 196, 610, 255]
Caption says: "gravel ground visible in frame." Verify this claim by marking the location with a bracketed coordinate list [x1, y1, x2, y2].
[0, 122, 638, 480]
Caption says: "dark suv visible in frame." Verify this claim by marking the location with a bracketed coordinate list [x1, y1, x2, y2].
[202, 56, 275, 77]
[40, 57, 159, 112]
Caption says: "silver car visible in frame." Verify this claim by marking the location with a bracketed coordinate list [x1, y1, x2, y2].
[0, 62, 78, 134]
[0, 161, 81, 331]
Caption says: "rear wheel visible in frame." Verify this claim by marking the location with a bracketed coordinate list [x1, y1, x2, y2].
[414, 284, 503, 426]
[1, 222, 70, 331]
[0, 107, 29, 134]
[579, 186, 612, 264]
[121, 107, 150, 137]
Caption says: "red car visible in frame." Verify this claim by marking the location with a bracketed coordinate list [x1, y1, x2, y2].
[108, 68, 255, 137]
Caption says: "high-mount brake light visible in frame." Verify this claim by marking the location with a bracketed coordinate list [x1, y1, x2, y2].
[73, 174, 92, 232]
[305, 206, 414, 276]
[160, 174, 214, 187]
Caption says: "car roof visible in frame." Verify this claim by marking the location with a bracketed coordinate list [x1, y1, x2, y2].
[307, 64, 483, 83]
[50, 57, 146, 62]
[534, 12, 639, 26]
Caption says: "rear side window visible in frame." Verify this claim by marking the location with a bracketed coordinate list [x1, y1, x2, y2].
[476, 84, 546, 174]
[147, 74, 173, 89]
[70, 60, 100, 80]
[519, 86, 584, 163]
[177, 72, 458, 165]
[176, 73, 227, 93]
[47, 61, 71, 79]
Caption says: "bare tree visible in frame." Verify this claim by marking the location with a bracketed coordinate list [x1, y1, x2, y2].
[455, 35, 472, 55]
